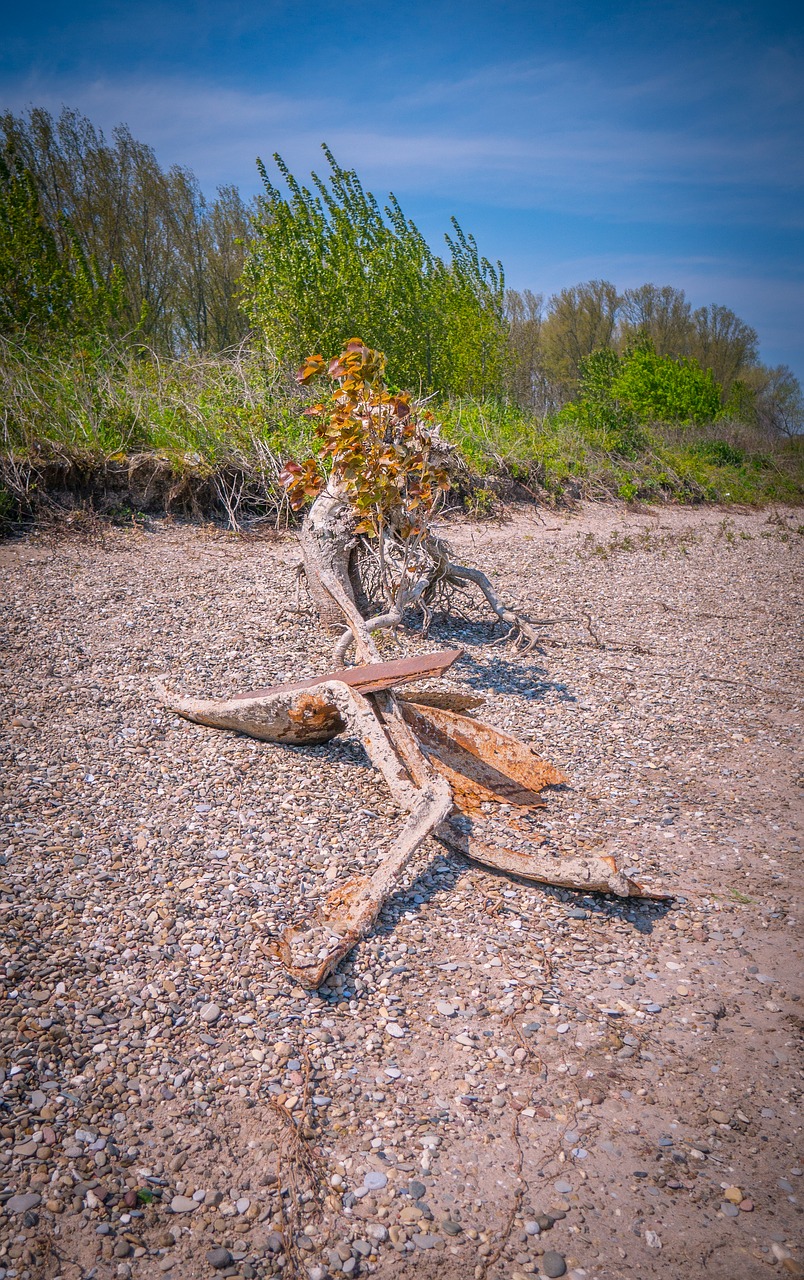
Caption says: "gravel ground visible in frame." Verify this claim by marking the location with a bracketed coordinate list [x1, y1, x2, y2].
[1, 502, 802, 1280]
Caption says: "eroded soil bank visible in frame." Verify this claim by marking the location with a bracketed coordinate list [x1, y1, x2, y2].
[1, 504, 802, 1280]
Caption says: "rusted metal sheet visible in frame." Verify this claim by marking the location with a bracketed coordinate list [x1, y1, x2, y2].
[399, 690, 486, 712]
[400, 701, 567, 813]
[231, 648, 463, 701]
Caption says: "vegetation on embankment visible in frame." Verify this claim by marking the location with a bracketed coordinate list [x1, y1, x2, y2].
[1, 105, 802, 532]
[1, 334, 800, 533]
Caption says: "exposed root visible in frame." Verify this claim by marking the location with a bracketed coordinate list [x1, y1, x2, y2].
[157, 658, 669, 987]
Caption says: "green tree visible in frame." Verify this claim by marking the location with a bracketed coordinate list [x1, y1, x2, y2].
[559, 342, 724, 457]
[0, 154, 121, 346]
[241, 146, 506, 397]
[1, 106, 252, 353]
[540, 280, 621, 395]
[618, 283, 693, 357]
[504, 288, 556, 413]
[689, 304, 758, 394]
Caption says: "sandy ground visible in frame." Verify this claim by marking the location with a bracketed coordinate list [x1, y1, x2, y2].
[0, 502, 802, 1280]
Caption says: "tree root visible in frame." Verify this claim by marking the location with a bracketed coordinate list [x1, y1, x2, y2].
[157, 664, 671, 988]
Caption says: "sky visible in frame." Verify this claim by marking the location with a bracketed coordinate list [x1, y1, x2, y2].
[2, 0, 803, 380]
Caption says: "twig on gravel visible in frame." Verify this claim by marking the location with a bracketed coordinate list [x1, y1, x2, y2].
[477, 1111, 526, 1279]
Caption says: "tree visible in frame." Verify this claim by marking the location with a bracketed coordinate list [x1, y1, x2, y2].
[157, 337, 655, 988]
[504, 288, 555, 413]
[0, 106, 252, 353]
[540, 279, 621, 394]
[0, 153, 121, 346]
[618, 283, 693, 357]
[241, 146, 506, 397]
[736, 363, 804, 437]
[689, 304, 758, 395]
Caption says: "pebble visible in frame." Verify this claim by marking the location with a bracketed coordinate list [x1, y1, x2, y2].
[200, 1002, 222, 1024]
[542, 1250, 567, 1277]
[5, 1193, 42, 1213]
[363, 1171, 387, 1191]
[385, 1023, 405, 1037]
[170, 1196, 199, 1214]
[412, 1233, 440, 1249]
[206, 1247, 233, 1269]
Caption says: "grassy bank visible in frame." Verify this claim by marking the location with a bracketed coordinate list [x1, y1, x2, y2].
[1, 338, 801, 532]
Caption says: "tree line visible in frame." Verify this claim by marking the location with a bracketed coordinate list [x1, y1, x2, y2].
[1, 105, 801, 436]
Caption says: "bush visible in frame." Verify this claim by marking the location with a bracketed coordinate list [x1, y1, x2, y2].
[241, 147, 506, 399]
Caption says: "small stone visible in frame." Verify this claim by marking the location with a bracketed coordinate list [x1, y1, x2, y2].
[200, 1003, 222, 1024]
[436, 1001, 456, 1017]
[408, 1180, 427, 1198]
[441, 1219, 463, 1236]
[719, 1202, 739, 1218]
[363, 1171, 387, 1191]
[553, 1179, 572, 1194]
[385, 1023, 405, 1038]
[235, 1197, 250, 1214]
[170, 1195, 199, 1213]
[542, 1250, 567, 1277]
[207, 1247, 233, 1269]
[738, 1199, 754, 1212]
[724, 1186, 743, 1204]
[525, 1220, 541, 1236]
[645, 1230, 662, 1250]
[412, 1233, 440, 1249]
[6, 1193, 42, 1213]
[30, 1090, 47, 1110]
[710, 1110, 730, 1124]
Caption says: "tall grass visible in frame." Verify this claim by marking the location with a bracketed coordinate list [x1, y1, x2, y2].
[1, 338, 801, 532]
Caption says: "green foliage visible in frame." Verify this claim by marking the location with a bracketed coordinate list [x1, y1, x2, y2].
[1, 107, 253, 353]
[0, 155, 122, 347]
[241, 147, 506, 398]
[280, 340, 450, 536]
[611, 344, 723, 425]
[554, 344, 725, 461]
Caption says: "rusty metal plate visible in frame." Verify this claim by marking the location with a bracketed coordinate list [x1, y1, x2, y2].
[401, 701, 567, 813]
[231, 648, 463, 701]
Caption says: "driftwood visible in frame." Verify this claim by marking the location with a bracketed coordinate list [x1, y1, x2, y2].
[158, 652, 664, 988]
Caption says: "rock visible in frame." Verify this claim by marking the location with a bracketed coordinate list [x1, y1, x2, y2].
[408, 1180, 427, 1198]
[435, 1001, 456, 1016]
[385, 1023, 405, 1037]
[200, 1003, 222, 1024]
[542, 1251, 567, 1277]
[363, 1170, 387, 1190]
[553, 1179, 572, 1194]
[710, 1109, 730, 1124]
[6, 1193, 42, 1213]
[441, 1219, 463, 1236]
[724, 1186, 743, 1203]
[412, 1233, 440, 1249]
[30, 1090, 47, 1110]
[524, 1220, 541, 1236]
[719, 1202, 739, 1218]
[170, 1195, 199, 1213]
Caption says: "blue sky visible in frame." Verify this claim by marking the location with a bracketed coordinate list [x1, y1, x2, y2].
[2, 0, 803, 379]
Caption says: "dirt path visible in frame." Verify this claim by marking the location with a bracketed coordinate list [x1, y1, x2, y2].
[1, 503, 802, 1280]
